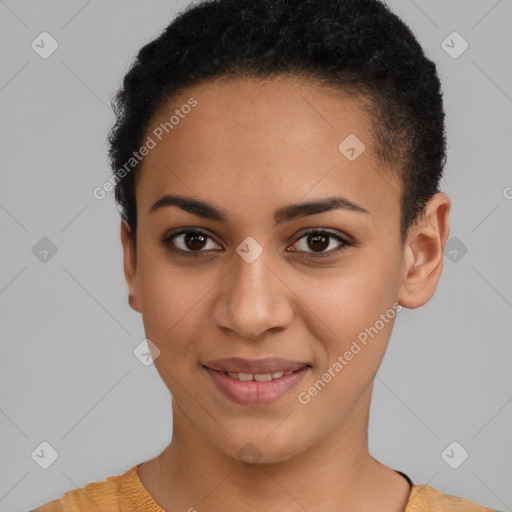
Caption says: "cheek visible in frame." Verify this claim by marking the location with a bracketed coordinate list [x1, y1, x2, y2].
[300, 265, 396, 335]
[137, 254, 219, 356]
[137, 255, 190, 336]
[294, 262, 401, 380]
[293, 279, 398, 418]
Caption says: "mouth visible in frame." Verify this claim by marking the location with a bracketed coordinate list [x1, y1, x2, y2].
[204, 367, 308, 381]
[203, 356, 311, 374]
[202, 358, 311, 406]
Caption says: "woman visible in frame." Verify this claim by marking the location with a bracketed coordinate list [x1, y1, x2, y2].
[32, 0, 500, 510]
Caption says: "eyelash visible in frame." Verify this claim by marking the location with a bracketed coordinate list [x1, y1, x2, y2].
[160, 228, 353, 259]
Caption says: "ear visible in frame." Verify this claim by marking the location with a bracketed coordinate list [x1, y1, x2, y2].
[397, 192, 451, 309]
[120, 219, 142, 313]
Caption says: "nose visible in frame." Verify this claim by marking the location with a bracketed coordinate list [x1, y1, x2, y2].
[212, 245, 294, 341]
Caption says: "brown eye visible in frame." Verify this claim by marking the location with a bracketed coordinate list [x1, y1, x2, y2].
[183, 232, 208, 250]
[288, 229, 352, 257]
[161, 228, 221, 256]
[307, 233, 330, 252]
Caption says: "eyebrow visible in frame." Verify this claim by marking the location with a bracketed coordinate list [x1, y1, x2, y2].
[148, 193, 370, 225]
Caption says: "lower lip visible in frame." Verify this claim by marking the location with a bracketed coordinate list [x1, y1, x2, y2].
[204, 366, 310, 406]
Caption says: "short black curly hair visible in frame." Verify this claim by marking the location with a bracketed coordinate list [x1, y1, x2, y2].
[107, 0, 447, 248]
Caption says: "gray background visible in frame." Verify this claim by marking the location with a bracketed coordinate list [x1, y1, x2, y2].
[1, 1, 511, 511]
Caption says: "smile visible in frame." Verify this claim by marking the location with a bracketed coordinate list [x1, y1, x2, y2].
[204, 365, 310, 406]
[222, 370, 294, 381]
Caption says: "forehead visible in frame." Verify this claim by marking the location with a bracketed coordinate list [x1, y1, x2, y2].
[136, 76, 401, 228]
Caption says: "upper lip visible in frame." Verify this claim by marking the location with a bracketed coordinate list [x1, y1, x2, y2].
[204, 357, 310, 374]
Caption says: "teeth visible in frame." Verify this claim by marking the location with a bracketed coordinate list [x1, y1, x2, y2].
[254, 373, 272, 382]
[225, 370, 294, 381]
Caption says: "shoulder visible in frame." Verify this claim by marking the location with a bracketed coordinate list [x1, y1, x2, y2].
[30, 499, 63, 512]
[406, 484, 501, 511]
[29, 465, 138, 512]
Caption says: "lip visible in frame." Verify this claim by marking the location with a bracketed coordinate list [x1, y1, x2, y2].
[203, 356, 309, 374]
[203, 357, 311, 406]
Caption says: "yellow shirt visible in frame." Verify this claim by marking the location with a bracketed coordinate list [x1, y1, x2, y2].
[31, 463, 499, 512]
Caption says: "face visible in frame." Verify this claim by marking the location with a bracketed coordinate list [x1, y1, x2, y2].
[121, 76, 448, 465]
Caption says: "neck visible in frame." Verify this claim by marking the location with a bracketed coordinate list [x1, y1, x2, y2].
[140, 386, 411, 512]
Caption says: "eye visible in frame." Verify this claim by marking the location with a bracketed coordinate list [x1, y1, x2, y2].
[288, 228, 353, 258]
[161, 228, 221, 257]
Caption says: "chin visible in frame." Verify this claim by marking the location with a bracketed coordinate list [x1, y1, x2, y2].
[224, 434, 307, 466]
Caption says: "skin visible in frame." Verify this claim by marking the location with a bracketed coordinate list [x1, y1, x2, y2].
[120, 75, 451, 512]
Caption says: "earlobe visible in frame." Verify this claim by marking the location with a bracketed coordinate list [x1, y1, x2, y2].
[120, 219, 142, 313]
[398, 193, 451, 309]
